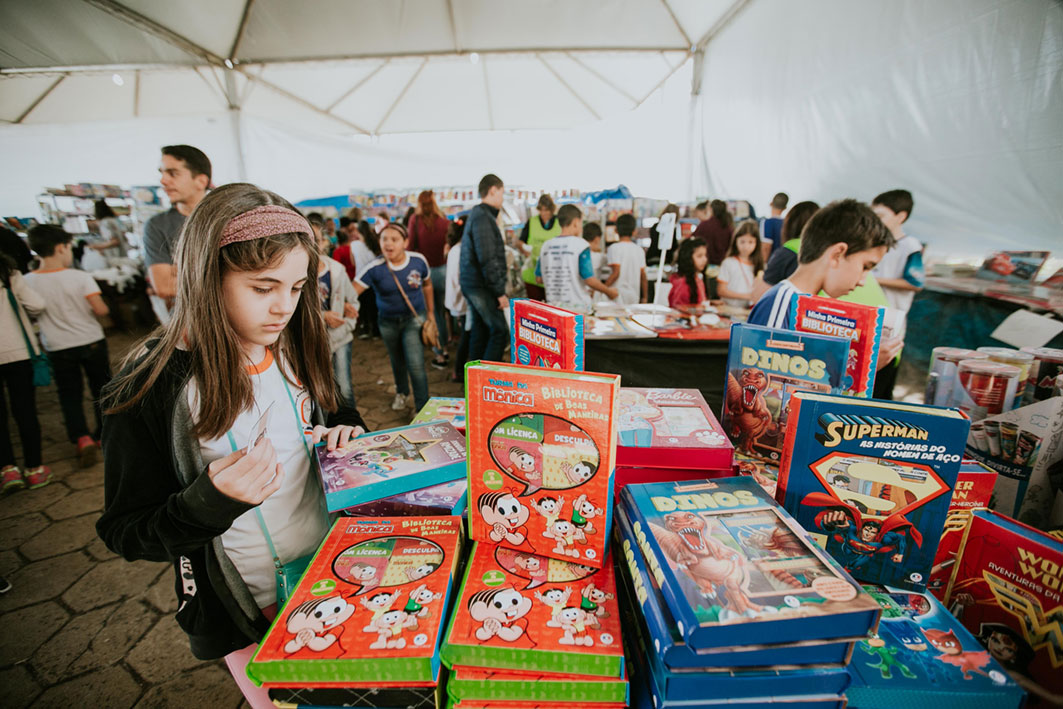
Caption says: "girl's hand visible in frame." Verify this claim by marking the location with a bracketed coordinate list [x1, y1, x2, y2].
[311, 425, 364, 451]
[207, 439, 284, 505]
[323, 311, 345, 328]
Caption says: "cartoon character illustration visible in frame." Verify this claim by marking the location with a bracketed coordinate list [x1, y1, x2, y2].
[404, 583, 442, 620]
[571, 493, 602, 537]
[531, 495, 565, 527]
[478, 491, 530, 546]
[741, 525, 809, 589]
[365, 607, 418, 649]
[651, 511, 766, 620]
[283, 595, 357, 657]
[556, 606, 595, 646]
[802, 494, 922, 574]
[405, 562, 439, 582]
[977, 623, 1034, 676]
[617, 391, 660, 446]
[348, 561, 381, 593]
[725, 368, 772, 454]
[507, 446, 541, 483]
[860, 634, 917, 679]
[360, 589, 401, 628]
[535, 586, 572, 627]
[891, 620, 928, 651]
[827, 473, 851, 489]
[542, 519, 582, 558]
[513, 553, 549, 586]
[693, 428, 727, 446]
[924, 628, 992, 679]
[470, 587, 533, 642]
[561, 461, 596, 485]
[581, 582, 614, 620]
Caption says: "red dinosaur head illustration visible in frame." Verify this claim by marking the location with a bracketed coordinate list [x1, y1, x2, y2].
[924, 628, 962, 656]
[738, 369, 768, 410]
[663, 512, 708, 554]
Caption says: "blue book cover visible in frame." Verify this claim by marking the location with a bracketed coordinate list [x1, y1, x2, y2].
[776, 392, 970, 592]
[618, 478, 880, 652]
[614, 503, 858, 670]
[721, 323, 850, 463]
[847, 585, 1025, 709]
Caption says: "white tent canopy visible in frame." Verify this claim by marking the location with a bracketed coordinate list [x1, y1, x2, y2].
[1, 0, 1059, 259]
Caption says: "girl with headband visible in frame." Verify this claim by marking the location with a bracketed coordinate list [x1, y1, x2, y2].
[97, 183, 367, 705]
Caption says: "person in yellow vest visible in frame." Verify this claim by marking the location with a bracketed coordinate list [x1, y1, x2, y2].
[520, 194, 561, 301]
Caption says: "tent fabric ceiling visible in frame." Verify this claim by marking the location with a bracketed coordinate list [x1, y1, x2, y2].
[0, 0, 730, 134]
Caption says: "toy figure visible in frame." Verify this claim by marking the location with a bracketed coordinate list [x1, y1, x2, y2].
[924, 628, 992, 679]
[365, 607, 418, 649]
[651, 511, 765, 619]
[542, 519, 582, 558]
[535, 586, 572, 627]
[725, 369, 772, 454]
[860, 634, 917, 679]
[571, 493, 602, 537]
[556, 606, 595, 646]
[531, 496, 565, 527]
[478, 491, 530, 546]
[283, 595, 357, 657]
[469, 587, 533, 642]
[803, 494, 921, 575]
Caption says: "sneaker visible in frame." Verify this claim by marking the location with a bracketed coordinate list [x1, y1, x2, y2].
[24, 466, 52, 489]
[431, 357, 448, 370]
[77, 435, 98, 468]
[0, 575, 10, 593]
[1, 465, 24, 494]
[357, 332, 371, 340]
[390, 393, 408, 411]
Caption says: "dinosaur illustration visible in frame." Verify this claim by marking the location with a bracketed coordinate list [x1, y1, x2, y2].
[725, 369, 772, 454]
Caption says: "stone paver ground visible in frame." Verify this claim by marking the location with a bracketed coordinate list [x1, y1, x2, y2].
[0, 328, 462, 708]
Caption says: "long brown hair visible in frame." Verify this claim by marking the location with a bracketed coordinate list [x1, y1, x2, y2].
[728, 220, 766, 275]
[417, 190, 444, 227]
[105, 183, 337, 439]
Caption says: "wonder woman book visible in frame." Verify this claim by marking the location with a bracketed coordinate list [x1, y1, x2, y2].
[945, 510, 1063, 706]
[247, 516, 463, 686]
[776, 392, 970, 591]
[618, 478, 880, 651]
[466, 362, 620, 568]
[615, 388, 733, 470]
[510, 299, 585, 371]
[927, 460, 996, 601]
[790, 294, 884, 397]
[440, 542, 625, 678]
[411, 397, 467, 431]
[318, 422, 467, 513]
[614, 503, 859, 669]
[448, 666, 628, 704]
[846, 584, 1024, 709]
[343, 479, 468, 518]
[721, 323, 849, 463]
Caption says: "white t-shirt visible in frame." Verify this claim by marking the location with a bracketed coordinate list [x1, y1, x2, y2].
[445, 242, 466, 317]
[24, 268, 105, 351]
[717, 256, 756, 307]
[872, 234, 924, 316]
[351, 240, 377, 274]
[537, 235, 595, 310]
[188, 350, 329, 608]
[606, 240, 646, 305]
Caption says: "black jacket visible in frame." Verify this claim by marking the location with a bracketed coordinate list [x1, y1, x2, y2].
[96, 346, 367, 660]
[459, 203, 507, 297]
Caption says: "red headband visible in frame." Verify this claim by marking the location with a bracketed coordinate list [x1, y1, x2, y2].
[220, 205, 312, 248]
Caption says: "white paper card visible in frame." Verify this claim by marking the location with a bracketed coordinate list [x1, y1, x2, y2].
[990, 309, 1063, 349]
[656, 213, 676, 252]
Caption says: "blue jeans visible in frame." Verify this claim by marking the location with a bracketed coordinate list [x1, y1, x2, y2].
[429, 265, 448, 358]
[331, 340, 355, 409]
[464, 286, 509, 362]
[378, 314, 429, 410]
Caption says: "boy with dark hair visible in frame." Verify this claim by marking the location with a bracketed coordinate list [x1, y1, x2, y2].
[870, 189, 924, 399]
[461, 173, 509, 361]
[605, 213, 646, 304]
[748, 199, 894, 329]
[760, 192, 789, 252]
[26, 225, 112, 467]
[536, 205, 617, 309]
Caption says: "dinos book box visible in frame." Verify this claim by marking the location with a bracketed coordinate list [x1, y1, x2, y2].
[790, 294, 884, 397]
[447, 666, 628, 704]
[618, 478, 880, 651]
[318, 422, 467, 513]
[847, 584, 1025, 709]
[945, 510, 1063, 707]
[342, 479, 468, 518]
[926, 460, 996, 601]
[614, 502, 860, 669]
[509, 299, 585, 371]
[465, 361, 619, 568]
[776, 392, 970, 592]
[246, 516, 462, 686]
[721, 323, 849, 463]
[411, 397, 467, 431]
[440, 542, 625, 678]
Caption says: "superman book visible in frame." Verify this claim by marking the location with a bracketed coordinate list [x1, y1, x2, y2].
[776, 392, 970, 591]
[721, 323, 849, 463]
[440, 542, 625, 678]
[927, 460, 996, 600]
[411, 397, 467, 432]
[618, 478, 880, 651]
[246, 516, 462, 686]
[945, 510, 1063, 706]
[317, 422, 467, 513]
[615, 387, 733, 470]
[846, 584, 1024, 709]
[447, 666, 628, 704]
[510, 299, 585, 371]
[343, 479, 468, 518]
[466, 362, 619, 568]
[790, 294, 884, 396]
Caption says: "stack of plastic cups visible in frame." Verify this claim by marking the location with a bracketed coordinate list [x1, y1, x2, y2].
[1019, 346, 1063, 404]
[926, 347, 989, 406]
[951, 359, 1021, 421]
[977, 347, 1034, 409]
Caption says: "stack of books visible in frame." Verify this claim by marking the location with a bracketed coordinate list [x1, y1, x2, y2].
[614, 388, 734, 493]
[246, 516, 463, 706]
[411, 397, 467, 432]
[615, 478, 882, 708]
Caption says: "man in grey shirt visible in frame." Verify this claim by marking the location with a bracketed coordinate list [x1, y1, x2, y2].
[143, 145, 211, 324]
